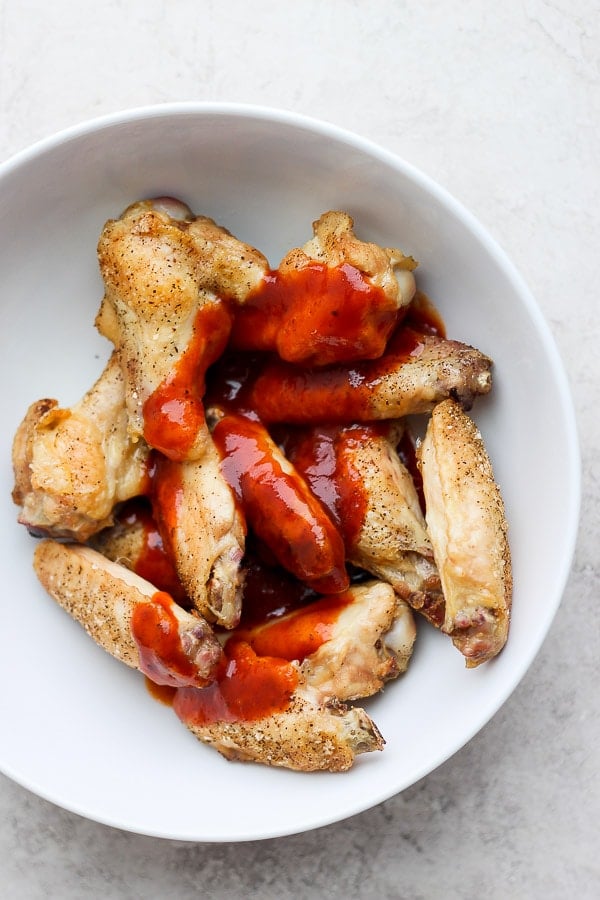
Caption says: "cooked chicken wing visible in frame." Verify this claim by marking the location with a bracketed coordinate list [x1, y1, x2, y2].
[96, 199, 268, 461]
[297, 210, 417, 305]
[230, 210, 418, 366]
[12, 352, 149, 542]
[288, 423, 445, 626]
[174, 579, 412, 771]
[34, 540, 223, 686]
[418, 399, 512, 666]
[150, 439, 246, 629]
[248, 328, 493, 424]
[176, 677, 384, 772]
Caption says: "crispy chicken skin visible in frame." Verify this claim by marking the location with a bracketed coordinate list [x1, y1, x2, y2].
[289, 210, 417, 308]
[418, 400, 512, 666]
[341, 426, 445, 626]
[248, 331, 493, 424]
[96, 199, 268, 461]
[12, 352, 149, 542]
[179, 689, 384, 772]
[33, 541, 223, 685]
[287, 422, 444, 625]
[150, 440, 246, 629]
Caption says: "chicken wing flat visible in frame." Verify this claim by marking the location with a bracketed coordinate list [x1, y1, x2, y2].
[96, 199, 268, 461]
[173, 579, 411, 771]
[248, 328, 492, 424]
[176, 679, 384, 772]
[34, 540, 222, 686]
[418, 399, 512, 666]
[286, 422, 444, 625]
[150, 439, 246, 629]
[12, 352, 149, 542]
[230, 210, 418, 366]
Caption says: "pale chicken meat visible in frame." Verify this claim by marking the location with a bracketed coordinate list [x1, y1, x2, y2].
[96, 199, 269, 461]
[248, 329, 493, 424]
[418, 399, 512, 666]
[33, 540, 223, 686]
[175, 580, 413, 771]
[12, 352, 149, 542]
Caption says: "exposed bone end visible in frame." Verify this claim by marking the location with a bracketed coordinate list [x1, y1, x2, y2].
[448, 606, 510, 668]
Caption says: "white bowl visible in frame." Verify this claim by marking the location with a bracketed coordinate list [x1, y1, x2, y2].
[0, 103, 580, 841]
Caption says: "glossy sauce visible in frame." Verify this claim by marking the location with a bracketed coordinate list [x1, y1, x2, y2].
[234, 591, 353, 661]
[173, 640, 299, 725]
[245, 326, 427, 424]
[286, 424, 390, 550]
[131, 591, 211, 688]
[148, 454, 184, 576]
[229, 262, 399, 366]
[142, 301, 233, 460]
[212, 412, 349, 594]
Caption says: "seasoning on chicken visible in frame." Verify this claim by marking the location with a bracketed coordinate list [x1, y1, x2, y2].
[247, 328, 493, 425]
[12, 352, 149, 542]
[174, 580, 412, 771]
[150, 439, 246, 629]
[418, 399, 512, 666]
[33, 540, 223, 686]
[96, 199, 269, 461]
[287, 422, 445, 626]
[230, 210, 417, 366]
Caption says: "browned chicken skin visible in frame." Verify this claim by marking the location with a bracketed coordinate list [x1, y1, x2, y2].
[96, 199, 269, 461]
[248, 329, 493, 424]
[12, 352, 149, 542]
[176, 580, 414, 771]
[33, 540, 223, 686]
[418, 399, 512, 666]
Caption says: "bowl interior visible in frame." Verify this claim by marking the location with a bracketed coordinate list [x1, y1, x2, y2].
[0, 105, 580, 841]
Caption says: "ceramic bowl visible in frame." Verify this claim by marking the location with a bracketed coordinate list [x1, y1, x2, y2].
[0, 103, 580, 841]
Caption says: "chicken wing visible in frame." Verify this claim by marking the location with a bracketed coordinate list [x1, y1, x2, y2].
[287, 423, 445, 626]
[174, 580, 411, 771]
[33, 540, 223, 686]
[12, 352, 149, 542]
[248, 328, 493, 424]
[230, 210, 418, 366]
[418, 399, 512, 666]
[150, 439, 246, 629]
[176, 678, 384, 772]
[96, 199, 268, 461]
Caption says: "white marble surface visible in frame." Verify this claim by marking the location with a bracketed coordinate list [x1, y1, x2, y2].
[1, 1, 598, 896]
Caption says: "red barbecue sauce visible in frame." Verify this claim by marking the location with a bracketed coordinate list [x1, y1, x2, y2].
[229, 262, 399, 366]
[173, 588, 352, 726]
[212, 413, 349, 594]
[286, 424, 390, 551]
[244, 291, 447, 424]
[131, 591, 211, 688]
[116, 499, 187, 605]
[142, 301, 233, 460]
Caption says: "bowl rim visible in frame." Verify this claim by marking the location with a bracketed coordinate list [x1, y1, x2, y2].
[0, 101, 582, 839]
